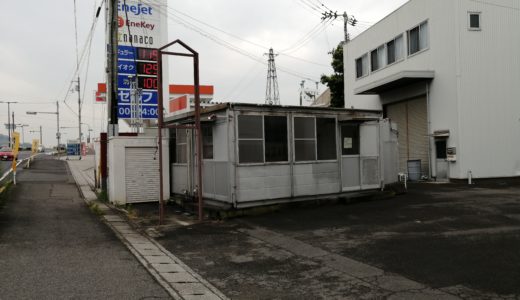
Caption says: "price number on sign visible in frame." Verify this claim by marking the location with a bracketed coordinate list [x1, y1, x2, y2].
[137, 62, 158, 76]
[138, 76, 158, 90]
[137, 48, 158, 61]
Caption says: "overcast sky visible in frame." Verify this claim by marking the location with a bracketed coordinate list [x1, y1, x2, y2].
[0, 0, 408, 146]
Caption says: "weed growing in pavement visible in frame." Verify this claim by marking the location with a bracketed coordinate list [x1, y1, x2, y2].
[88, 202, 104, 216]
[126, 203, 138, 220]
[96, 189, 108, 202]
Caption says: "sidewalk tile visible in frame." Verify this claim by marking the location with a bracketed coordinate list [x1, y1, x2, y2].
[163, 272, 199, 283]
[152, 263, 185, 273]
[145, 255, 173, 264]
[170, 282, 209, 295]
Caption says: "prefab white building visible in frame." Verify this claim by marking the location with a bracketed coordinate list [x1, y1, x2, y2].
[344, 0, 520, 180]
[166, 103, 399, 209]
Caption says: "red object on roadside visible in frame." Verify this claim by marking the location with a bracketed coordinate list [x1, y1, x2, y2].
[0, 146, 15, 161]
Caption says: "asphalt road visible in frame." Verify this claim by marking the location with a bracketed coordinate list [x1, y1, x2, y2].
[157, 181, 520, 299]
[0, 150, 32, 176]
[0, 157, 170, 299]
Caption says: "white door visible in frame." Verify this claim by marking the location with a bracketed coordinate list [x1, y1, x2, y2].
[125, 147, 160, 203]
[360, 122, 381, 190]
[341, 124, 361, 192]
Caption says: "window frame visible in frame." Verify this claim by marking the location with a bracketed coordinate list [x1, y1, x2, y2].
[407, 20, 429, 57]
[370, 44, 387, 72]
[237, 115, 264, 164]
[174, 128, 188, 164]
[355, 53, 369, 79]
[293, 116, 337, 163]
[386, 34, 404, 66]
[237, 114, 289, 165]
[468, 12, 481, 31]
[201, 124, 214, 160]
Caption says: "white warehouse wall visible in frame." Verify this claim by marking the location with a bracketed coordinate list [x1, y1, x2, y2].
[344, 0, 520, 179]
[456, 0, 520, 178]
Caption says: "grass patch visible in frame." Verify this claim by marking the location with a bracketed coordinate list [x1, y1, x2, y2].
[88, 201, 105, 216]
[125, 203, 138, 220]
[96, 189, 108, 203]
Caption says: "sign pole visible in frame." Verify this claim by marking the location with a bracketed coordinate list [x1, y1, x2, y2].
[12, 132, 20, 185]
[108, 0, 119, 136]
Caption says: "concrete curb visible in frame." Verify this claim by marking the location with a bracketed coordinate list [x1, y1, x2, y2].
[65, 158, 228, 300]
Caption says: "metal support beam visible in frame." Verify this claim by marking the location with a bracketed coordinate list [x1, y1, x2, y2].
[157, 39, 204, 224]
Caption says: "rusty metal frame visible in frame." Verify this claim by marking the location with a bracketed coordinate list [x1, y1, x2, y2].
[157, 40, 203, 224]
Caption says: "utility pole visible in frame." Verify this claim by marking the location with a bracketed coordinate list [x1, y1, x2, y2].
[321, 10, 357, 43]
[300, 80, 305, 106]
[26, 103, 60, 152]
[315, 81, 319, 102]
[107, 0, 119, 136]
[264, 48, 280, 105]
[0, 101, 18, 147]
[30, 127, 43, 146]
[56, 101, 61, 152]
[75, 77, 82, 160]
[12, 112, 15, 138]
[16, 124, 29, 146]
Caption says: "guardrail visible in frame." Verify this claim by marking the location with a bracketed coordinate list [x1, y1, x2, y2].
[0, 154, 40, 187]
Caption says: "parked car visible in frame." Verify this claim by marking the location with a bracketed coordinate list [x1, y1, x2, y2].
[0, 146, 15, 161]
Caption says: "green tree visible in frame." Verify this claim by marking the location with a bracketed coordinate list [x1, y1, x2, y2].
[320, 42, 344, 108]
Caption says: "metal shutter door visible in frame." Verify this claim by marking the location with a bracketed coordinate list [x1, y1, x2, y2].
[125, 147, 160, 203]
[386, 97, 429, 176]
[407, 97, 429, 177]
[386, 102, 408, 173]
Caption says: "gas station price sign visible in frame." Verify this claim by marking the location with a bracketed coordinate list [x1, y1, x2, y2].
[136, 48, 159, 61]
[136, 61, 158, 75]
[117, 45, 160, 119]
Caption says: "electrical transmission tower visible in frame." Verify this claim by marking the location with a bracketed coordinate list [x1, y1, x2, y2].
[264, 48, 280, 105]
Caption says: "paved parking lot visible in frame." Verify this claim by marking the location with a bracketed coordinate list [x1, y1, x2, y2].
[157, 181, 520, 299]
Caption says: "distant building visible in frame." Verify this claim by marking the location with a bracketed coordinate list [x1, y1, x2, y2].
[344, 0, 520, 180]
[311, 88, 331, 107]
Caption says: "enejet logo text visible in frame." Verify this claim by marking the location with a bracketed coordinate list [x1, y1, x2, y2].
[118, 2, 153, 16]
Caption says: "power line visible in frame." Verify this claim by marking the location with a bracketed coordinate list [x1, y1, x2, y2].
[57, 0, 104, 109]
[278, 53, 330, 67]
[73, 0, 80, 70]
[313, 0, 333, 12]
[168, 6, 268, 50]
[150, 0, 333, 68]
[298, 0, 326, 13]
[292, 0, 322, 17]
[279, 19, 334, 54]
[147, 1, 320, 81]
[80, 2, 99, 111]
[469, 0, 520, 10]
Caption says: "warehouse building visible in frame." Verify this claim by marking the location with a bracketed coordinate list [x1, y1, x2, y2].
[344, 0, 520, 180]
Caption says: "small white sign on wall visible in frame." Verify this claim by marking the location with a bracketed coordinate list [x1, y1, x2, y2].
[343, 137, 353, 149]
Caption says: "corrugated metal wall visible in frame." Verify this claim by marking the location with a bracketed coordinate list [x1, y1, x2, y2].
[125, 147, 160, 203]
[386, 97, 429, 177]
